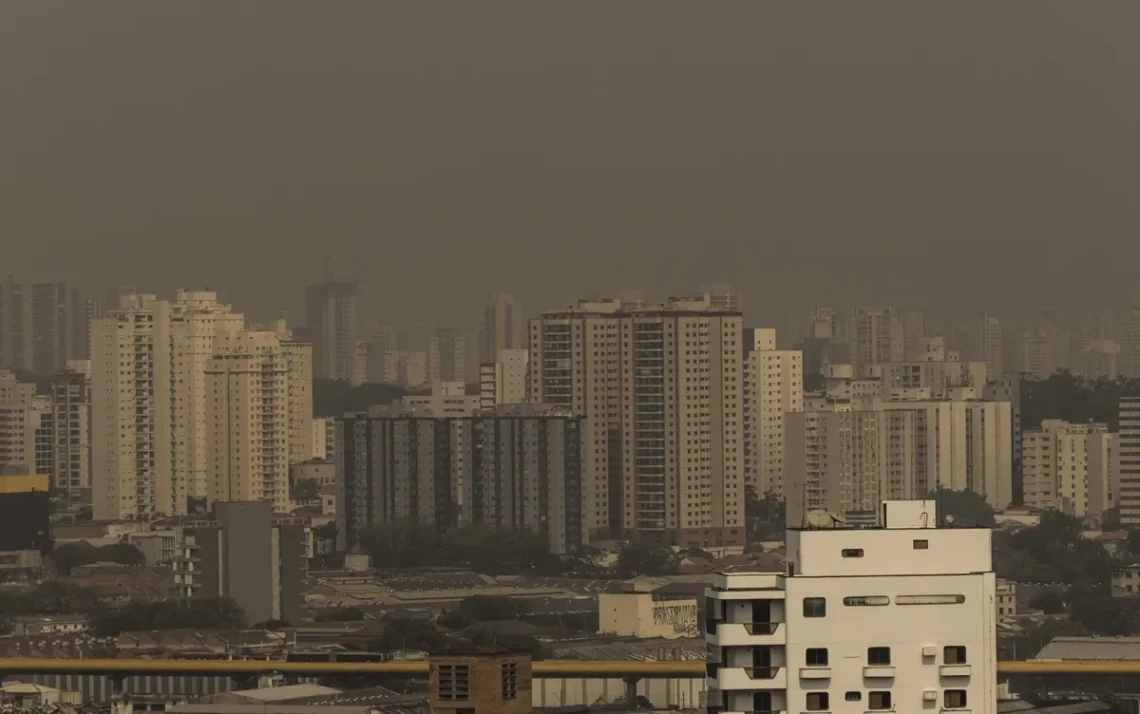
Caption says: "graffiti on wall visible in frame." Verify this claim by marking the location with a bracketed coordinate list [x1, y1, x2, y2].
[651, 601, 699, 637]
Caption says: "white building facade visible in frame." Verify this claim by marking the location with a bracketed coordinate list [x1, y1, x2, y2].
[706, 500, 996, 714]
[743, 333, 803, 498]
[1022, 419, 1118, 517]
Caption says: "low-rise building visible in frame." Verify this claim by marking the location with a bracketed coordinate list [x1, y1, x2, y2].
[996, 579, 1017, 619]
[597, 592, 699, 639]
[1111, 564, 1140, 597]
[11, 614, 93, 637]
[428, 651, 532, 714]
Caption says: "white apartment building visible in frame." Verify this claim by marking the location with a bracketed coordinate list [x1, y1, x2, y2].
[402, 381, 481, 417]
[1022, 419, 1118, 517]
[479, 348, 529, 409]
[706, 500, 996, 714]
[92, 291, 312, 520]
[0, 371, 51, 476]
[786, 395, 1013, 525]
[1119, 397, 1140, 525]
[529, 297, 744, 547]
[743, 330, 803, 498]
[205, 330, 302, 513]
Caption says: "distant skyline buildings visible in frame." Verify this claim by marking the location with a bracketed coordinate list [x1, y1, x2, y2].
[304, 279, 358, 382]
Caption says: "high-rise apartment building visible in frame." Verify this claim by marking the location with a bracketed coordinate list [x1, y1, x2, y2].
[1022, 420, 1117, 517]
[174, 501, 307, 624]
[1, 280, 87, 373]
[485, 293, 525, 362]
[305, 280, 357, 381]
[786, 395, 1013, 525]
[336, 404, 583, 553]
[853, 306, 903, 372]
[479, 348, 529, 409]
[50, 361, 92, 500]
[0, 372, 51, 477]
[92, 291, 312, 521]
[429, 328, 468, 385]
[697, 283, 743, 313]
[706, 500, 996, 714]
[205, 330, 310, 513]
[900, 309, 926, 360]
[1119, 397, 1140, 525]
[969, 312, 1003, 378]
[529, 297, 744, 547]
[743, 330, 803, 497]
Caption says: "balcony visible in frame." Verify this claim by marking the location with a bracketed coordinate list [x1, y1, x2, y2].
[939, 664, 971, 677]
[707, 666, 786, 691]
[798, 667, 830, 680]
[862, 666, 896, 679]
[706, 622, 786, 647]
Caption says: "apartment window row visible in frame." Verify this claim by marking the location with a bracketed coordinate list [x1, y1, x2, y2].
[805, 645, 968, 667]
[807, 689, 966, 711]
[804, 594, 965, 616]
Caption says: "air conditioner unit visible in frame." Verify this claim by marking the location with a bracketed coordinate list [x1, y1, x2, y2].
[923, 690, 938, 702]
[922, 645, 937, 657]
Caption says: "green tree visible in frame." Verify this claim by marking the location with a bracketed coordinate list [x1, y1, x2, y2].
[93, 597, 247, 636]
[745, 487, 785, 541]
[367, 619, 451, 654]
[927, 488, 995, 527]
[293, 478, 322, 503]
[1029, 590, 1065, 615]
[615, 541, 678, 578]
[438, 596, 530, 630]
[313, 379, 408, 417]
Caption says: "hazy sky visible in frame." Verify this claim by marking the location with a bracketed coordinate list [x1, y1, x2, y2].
[2, 2, 1138, 327]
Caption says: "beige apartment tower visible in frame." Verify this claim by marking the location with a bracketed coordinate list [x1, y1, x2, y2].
[529, 297, 744, 547]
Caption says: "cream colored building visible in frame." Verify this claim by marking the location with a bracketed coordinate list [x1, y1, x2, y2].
[205, 330, 304, 513]
[0, 371, 51, 477]
[1022, 419, 1117, 517]
[479, 348, 529, 409]
[853, 306, 904, 370]
[597, 592, 699, 639]
[786, 393, 1013, 525]
[743, 329, 802, 497]
[529, 297, 744, 547]
[402, 381, 480, 417]
[92, 291, 312, 520]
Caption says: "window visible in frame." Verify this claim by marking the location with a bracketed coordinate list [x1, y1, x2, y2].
[945, 690, 968, 709]
[501, 661, 518, 699]
[869, 691, 892, 710]
[868, 647, 891, 665]
[843, 595, 889, 606]
[845, 692, 862, 702]
[806, 693, 829, 711]
[806, 648, 829, 666]
[841, 548, 864, 558]
[913, 539, 929, 549]
[436, 663, 470, 701]
[803, 597, 826, 617]
[944, 646, 967, 664]
[896, 594, 965, 605]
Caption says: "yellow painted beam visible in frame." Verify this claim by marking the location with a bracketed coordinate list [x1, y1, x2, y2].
[0, 658, 1133, 678]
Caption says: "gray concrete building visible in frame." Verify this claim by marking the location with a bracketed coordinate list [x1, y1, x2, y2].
[175, 502, 308, 624]
[336, 404, 583, 553]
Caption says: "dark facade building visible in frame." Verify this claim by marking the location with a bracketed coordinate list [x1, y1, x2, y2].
[0, 280, 90, 373]
[174, 502, 308, 624]
[337, 404, 583, 553]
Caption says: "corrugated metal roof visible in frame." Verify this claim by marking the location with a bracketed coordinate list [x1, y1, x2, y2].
[232, 684, 342, 702]
[1036, 636, 1140, 661]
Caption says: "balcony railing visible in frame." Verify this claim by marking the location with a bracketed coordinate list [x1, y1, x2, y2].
[743, 622, 779, 635]
[745, 667, 781, 680]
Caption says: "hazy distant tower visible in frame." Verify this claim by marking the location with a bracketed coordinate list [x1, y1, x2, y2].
[484, 293, 525, 362]
[305, 274, 358, 381]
